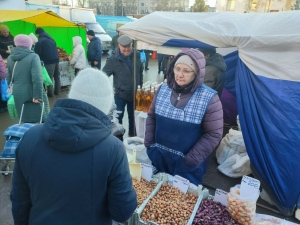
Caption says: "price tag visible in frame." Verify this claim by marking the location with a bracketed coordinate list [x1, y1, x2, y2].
[213, 189, 228, 206]
[173, 175, 189, 194]
[141, 163, 153, 182]
[240, 175, 260, 198]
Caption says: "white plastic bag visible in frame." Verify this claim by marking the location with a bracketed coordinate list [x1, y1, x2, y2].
[218, 154, 252, 178]
[237, 115, 241, 131]
[216, 129, 246, 164]
[123, 137, 151, 165]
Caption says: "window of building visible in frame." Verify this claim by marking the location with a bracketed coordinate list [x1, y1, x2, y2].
[141, 3, 144, 6]
[251, 0, 257, 10]
[145, 2, 148, 6]
[226, 0, 235, 10]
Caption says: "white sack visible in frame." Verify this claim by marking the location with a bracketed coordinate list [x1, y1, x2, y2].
[123, 137, 151, 165]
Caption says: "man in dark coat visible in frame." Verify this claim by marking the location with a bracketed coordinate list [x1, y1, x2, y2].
[10, 68, 137, 225]
[0, 24, 14, 59]
[87, 30, 102, 69]
[199, 48, 227, 97]
[35, 27, 60, 97]
[112, 30, 122, 50]
[103, 35, 143, 137]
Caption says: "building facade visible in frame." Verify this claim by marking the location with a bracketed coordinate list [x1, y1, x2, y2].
[90, 0, 190, 15]
[216, 0, 296, 12]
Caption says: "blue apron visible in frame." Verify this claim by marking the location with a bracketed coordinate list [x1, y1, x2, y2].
[147, 83, 216, 185]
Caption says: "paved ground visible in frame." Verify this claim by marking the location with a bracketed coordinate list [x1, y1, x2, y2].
[0, 54, 299, 224]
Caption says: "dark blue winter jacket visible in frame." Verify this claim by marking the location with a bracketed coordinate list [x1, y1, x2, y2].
[34, 32, 59, 65]
[87, 36, 102, 62]
[10, 98, 137, 225]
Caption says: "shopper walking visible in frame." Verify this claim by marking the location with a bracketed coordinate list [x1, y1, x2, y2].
[144, 48, 223, 185]
[87, 30, 102, 69]
[10, 68, 137, 225]
[103, 35, 143, 137]
[70, 36, 87, 76]
[35, 27, 60, 97]
[6, 34, 50, 122]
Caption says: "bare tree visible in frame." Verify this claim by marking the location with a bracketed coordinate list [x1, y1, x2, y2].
[77, 0, 88, 8]
[124, 0, 138, 15]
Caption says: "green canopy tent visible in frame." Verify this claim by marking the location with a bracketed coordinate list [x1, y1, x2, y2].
[0, 10, 86, 54]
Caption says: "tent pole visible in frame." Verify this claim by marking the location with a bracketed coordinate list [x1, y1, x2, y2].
[133, 39, 137, 136]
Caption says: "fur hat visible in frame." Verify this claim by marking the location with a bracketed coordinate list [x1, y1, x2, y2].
[14, 34, 33, 50]
[87, 30, 95, 36]
[0, 24, 9, 34]
[35, 27, 44, 35]
[68, 68, 114, 115]
[175, 55, 196, 73]
[29, 33, 38, 44]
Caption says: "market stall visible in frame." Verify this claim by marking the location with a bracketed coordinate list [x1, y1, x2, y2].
[0, 10, 86, 87]
[119, 11, 300, 219]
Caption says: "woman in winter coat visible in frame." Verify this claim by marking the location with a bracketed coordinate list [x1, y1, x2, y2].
[10, 69, 137, 225]
[69, 36, 87, 76]
[144, 48, 223, 185]
[6, 34, 50, 122]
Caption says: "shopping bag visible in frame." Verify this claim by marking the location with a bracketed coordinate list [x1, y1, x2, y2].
[216, 129, 246, 164]
[140, 50, 146, 63]
[1, 79, 11, 101]
[7, 95, 18, 119]
[42, 66, 53, 86]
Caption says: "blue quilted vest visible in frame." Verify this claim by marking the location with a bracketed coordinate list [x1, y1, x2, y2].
[147, 83, 216, 185]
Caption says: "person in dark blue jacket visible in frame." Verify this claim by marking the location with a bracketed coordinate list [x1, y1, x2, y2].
[87, 30, 102, 69]
[10, 68, 137, 225]
[35, 27, 60, 97]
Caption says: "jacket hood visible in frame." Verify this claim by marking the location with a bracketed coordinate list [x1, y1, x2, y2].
[167, 48, 205, 93]
[42, 98, 112, 153]
[206, 53, 227, 72]
[38, 32, 56, 43]
[9, 46, 34, 61]
[73, 36, 82, 47]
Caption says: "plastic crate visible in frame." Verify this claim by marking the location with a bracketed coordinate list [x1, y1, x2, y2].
[122, 173, 165, 225]
[133, 174, 210, 225]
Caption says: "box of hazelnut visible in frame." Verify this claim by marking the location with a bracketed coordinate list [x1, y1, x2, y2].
[134, 174, 206, 225]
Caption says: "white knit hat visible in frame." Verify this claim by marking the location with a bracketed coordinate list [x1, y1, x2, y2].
[69, 68, 114, 115]
[29, 33, 38, 44]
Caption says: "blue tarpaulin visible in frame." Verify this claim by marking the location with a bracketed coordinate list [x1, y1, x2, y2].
[120, 11, 300, 216]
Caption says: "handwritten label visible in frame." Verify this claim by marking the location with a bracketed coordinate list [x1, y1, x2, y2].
[141, 163, 153, 182]
[213, 189, 228, 206]
[173, 175, 189, 194]
[240, 175, 260, 198]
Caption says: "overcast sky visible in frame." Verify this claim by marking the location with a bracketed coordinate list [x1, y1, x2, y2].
[189, 0, 195, 7]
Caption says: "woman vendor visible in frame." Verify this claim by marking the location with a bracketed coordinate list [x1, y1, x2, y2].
[0, 24, 14, 59]
[144, 48, 223, 185]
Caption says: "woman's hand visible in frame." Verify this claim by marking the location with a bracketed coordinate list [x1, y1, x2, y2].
[32, 98, 40, 103]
